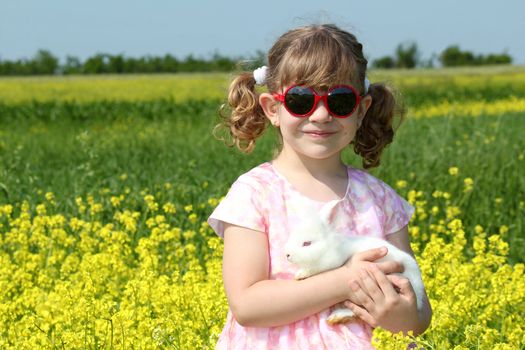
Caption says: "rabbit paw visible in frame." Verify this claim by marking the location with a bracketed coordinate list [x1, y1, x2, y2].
[294, 269, 311, 280]
[326, 308, 356, 325]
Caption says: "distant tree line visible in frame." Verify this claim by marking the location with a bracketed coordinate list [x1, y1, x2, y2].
[372, 42, 512, 69]
[0, 50, 265, 76]
[0, 44, 514, 76]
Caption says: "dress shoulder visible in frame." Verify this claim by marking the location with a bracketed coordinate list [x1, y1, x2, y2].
[347, 167, 415, 235]
[207, 163, 274, 238]
[235, 162, 275, 188]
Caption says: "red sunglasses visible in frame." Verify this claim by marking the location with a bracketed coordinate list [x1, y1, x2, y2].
[272, 84, 363, 118]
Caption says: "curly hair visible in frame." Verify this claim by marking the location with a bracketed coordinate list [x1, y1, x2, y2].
[214, 23, 405, 168]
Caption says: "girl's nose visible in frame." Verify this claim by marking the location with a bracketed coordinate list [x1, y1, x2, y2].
[308, 100, 332, 123]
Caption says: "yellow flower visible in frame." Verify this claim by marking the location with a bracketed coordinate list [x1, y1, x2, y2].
[188, 213, 198, 224]
[1, 204, 13, 216]
[183, 230, 196, 239]
[110, 196, 121, 207]
[163, 202, 177, 214]
[448, 167, 459, 176]
[36, 203, 47, 215]
[432, 190, 443, 198]
[208, 198, 219, 207]
[396, 180, 407, 189]
[89, 203, 103, 216]
[463, 177, 474, 193]
[45, 192, 55, 202]
[144, 194, 159, 211]
[21, 201, 30, 212]
[488, 234, 509, 256]
[409, 226, 420, 238]
[446, 206, 461, 220]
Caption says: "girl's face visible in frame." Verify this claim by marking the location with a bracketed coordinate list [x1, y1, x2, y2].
[260, 84, 372, 162]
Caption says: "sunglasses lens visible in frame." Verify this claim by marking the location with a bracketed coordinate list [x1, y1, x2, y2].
[327, 86, 357, 116]
[285, 86, 314, 116]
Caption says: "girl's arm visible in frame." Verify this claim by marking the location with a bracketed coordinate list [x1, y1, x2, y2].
[386, 226, 432, 333]
[223, 222, 402, 328]
[344, 225, 432, 336]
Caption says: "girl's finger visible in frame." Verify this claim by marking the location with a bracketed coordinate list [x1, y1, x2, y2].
[353, 247, 388, 263]
[343, 301, 378, 328]
[375, 260, 404, 275]
[386, 274, 415, 297]
[359, 268, 384, 305]
[367, 264, 398, 300]
[349, 279, 374, 311]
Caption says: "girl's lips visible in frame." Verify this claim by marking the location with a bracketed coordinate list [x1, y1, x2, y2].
[303, 131, 335, 138]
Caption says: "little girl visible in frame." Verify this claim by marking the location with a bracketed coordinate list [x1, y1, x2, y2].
[208, 24, 432, 349]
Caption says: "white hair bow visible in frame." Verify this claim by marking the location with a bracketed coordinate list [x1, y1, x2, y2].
[253, 66, 268, 85]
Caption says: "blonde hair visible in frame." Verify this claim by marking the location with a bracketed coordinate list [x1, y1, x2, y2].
[215, 23, 404, 168]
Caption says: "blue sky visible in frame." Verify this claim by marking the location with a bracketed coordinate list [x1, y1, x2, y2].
[1, 0, 524, 65]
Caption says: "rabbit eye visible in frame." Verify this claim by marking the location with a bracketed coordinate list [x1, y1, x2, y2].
[302, 241, 312, 247]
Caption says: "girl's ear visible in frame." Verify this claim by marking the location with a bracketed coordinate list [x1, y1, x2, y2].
[259, 93, 280, 127]
[357, 94, 373, 127]
[362, 94, 373, 111]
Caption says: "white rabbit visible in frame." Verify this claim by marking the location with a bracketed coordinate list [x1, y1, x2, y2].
[284, 201, 425, 325]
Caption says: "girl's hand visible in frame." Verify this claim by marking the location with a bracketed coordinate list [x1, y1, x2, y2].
[338, 247, 403, 306]
[341, 247, 404, 282]
[343, 263, 419, 333]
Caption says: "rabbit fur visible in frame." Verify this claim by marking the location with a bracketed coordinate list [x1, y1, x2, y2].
[284, 200, 425, 325]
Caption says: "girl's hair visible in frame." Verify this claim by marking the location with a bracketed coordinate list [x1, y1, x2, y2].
[215, 23, 405, 168]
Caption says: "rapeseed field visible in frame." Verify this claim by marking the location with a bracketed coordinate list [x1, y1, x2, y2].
[0, 66, 524, 348]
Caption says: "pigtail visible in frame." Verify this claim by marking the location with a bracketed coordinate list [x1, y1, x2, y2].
[353, 83, 405, 169]
[214, 72, 268, 153]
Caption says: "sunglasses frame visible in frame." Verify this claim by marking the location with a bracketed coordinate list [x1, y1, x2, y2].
[272, 84, 363, 118]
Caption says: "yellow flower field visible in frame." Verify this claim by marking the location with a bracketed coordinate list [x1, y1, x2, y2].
[0, 180, 523, 348]
[0, 73, 228, 104]
[410, 96, 525, 119]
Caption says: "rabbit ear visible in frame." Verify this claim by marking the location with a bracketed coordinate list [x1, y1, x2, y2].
[319, 200, 339, 226]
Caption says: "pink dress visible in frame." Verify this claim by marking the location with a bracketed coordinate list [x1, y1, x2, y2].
[207, 162, 414, 349]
